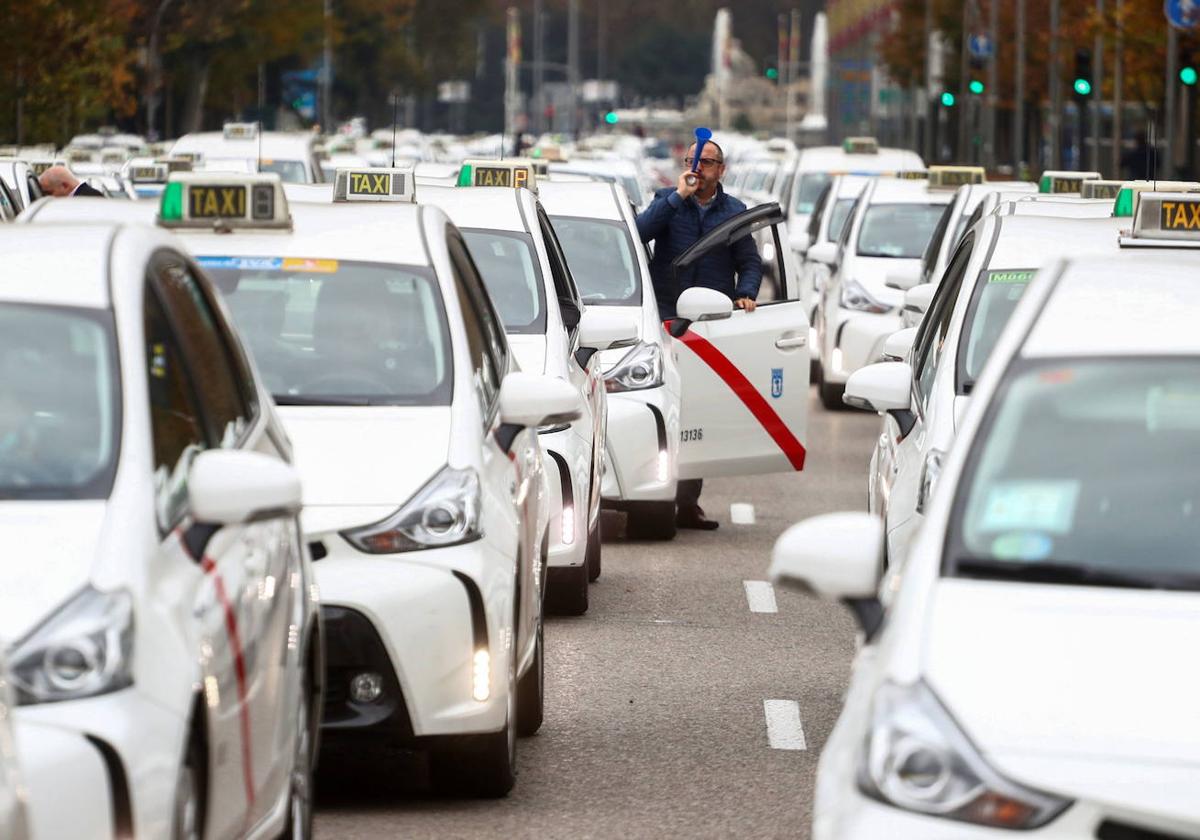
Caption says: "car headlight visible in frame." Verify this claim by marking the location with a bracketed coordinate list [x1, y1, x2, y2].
[840, 279, 891, 314]
[342, 465, 481, 553]
[859, 681, 1070, 829]
[9, 586, 134, 705]
[915, 449, 945, 514]
[604, 342, 664, 393]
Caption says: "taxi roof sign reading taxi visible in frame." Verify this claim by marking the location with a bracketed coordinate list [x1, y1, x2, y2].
[894, 169, 929, 180]
[1038, 170, 1102, 194]
[223, 122, 260, 141]
[1120, 192, 1200, 248]
[333, 167, 416, 202]
[1112, 180, 1200, 217]
[128, 162, 169, 184]
[842, 137, 879, 155]
[457, 158, 538, 193]
[157, 172, 291, 231]
[1079, 179, 1124, 200]
[927, 165, 986, 189]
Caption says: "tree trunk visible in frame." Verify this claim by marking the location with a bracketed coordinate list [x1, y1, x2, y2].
[182, 53, 212, 134]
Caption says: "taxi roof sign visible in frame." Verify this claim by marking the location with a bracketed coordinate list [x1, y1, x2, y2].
[1079, 179, 1123, 199]
[842, 137, 879, 155]
[1120, 192, 1200, 248]
[333, 167, 416, 202]
[126, 161, 169, 184]
[927, 165, 986, 189]
[457, 158, 538, 193]
[1038, 170, 1102, 194]
[223, 122, 260, 141]
[893, 169, 929, 180]
[26, 158, 65, 177]
[157, 172, 290, 231]
[1112, 180, 1200, 217]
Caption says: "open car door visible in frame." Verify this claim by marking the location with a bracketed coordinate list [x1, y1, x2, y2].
[669, 203, 810, 479]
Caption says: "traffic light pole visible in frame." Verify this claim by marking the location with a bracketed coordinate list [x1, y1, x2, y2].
[924, 0, 935, 162]
[1166, 22, 1178, 178]
[1092, 0, 1104, 173]
[986, 0, 998, 168]
[1014, 0, 1026, 170]
[1049, 0, 1061, 169]
[1112, 0, 1123, 176]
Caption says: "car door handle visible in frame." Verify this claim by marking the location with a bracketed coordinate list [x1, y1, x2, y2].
[775, 336, 807, 349]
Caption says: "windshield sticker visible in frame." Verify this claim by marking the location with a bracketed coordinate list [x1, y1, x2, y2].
[196, 256, 283, 271]
[985, 269, 1036, 285]
[282, 257, 339, 273]
[979, 480, 1080, 535]
[1146, 385, 1200, 432]
[990, 531, 1054, 561]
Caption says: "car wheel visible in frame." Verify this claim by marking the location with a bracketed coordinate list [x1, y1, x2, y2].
[515, 619, 544, 736]
[172, 731, 205, 840]
[546, 561, 588, 615]
[585, 511, 602, 582]
[625, 501, 677, 541]
[430, 649, 517, 797]
[277, 658, 318, 839]
[819, 379, 845, 410]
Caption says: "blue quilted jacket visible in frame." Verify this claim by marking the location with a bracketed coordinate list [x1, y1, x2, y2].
[635, 184, 763, 319]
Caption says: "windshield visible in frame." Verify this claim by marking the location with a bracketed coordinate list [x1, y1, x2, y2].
[857, 203, 946, 258]
[260, 159, 310, 183]
[949, 359, 1200, 589]
[550, 216, 641, 306]
[199, 257, 452, 406]
[794, 173, 832, 214]
[461, 229, 547, 334]
[959, 269, 1036, 390]
[828, 198, 857, 242]
[0, 304, 119, 499]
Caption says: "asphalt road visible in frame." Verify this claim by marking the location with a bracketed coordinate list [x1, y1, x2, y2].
[314, 392, 880, 839]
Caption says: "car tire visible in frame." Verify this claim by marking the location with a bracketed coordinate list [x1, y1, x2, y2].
[819, 379, 845, 410]
[515, 620, 544, 737]
[276, 656, 319, 839]
[546, 561, 588, 615]
[430, 650, 517, 798]
[585, 512, 602, 582]
[625, 501, 677, 541]
[172, 729, 205, 840]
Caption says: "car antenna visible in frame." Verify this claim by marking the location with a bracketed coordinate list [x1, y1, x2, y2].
[256, 120, 263, 173]
[1147, 119, 1155, 181]
[391, 91, 399, 168]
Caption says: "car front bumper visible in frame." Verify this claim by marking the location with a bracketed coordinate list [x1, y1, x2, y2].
[599, 386, 677, 505]
[822, 309, 902, 385]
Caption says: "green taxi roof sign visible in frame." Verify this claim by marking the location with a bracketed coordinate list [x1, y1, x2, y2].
[842, 137, 879, 155]
[157, 172, 291, 231]
[333, 167, 417, 203]
[457, 158, 538, 193]
[1112, 180, 1200, 218]
[1079, 179, 1123, 200]
[1038, 170, 1102, 194]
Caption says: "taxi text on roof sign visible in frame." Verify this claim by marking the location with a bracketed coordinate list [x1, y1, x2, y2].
[1112, 180, 1200, 217]
[894, 169, 929, 180]
[457, 158, 538, 193]
[223, 122, 260, 141]
[333, 167, 416, 203]
[842, 137, 879, 154]
[157, 172, 291, 231]
[1079, 180, 1123, 199]
[1038, 170, 1101, 194]
[1119, 192, 1200, 248]
[927, 165, 985, 189]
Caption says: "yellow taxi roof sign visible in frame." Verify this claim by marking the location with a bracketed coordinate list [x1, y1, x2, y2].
[125, 160, 169, 184]
[842, 137, 879, 154]
[223, 122, 259, 141]
[1120, 192, 1200, 248]
[333, 167, 417, 203]
[927, 165, 986, 189]
[1079, 179, 1124, 199]
[157, 172, 291, 231]
[457, 158, 538, 193]
[1038, 170, 1101, 194]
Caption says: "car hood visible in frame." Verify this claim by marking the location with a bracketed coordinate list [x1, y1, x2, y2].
[507, 334, 547, 375]
[843, 255, 921, 308]
[0, 501, 108, 641]
[280, 406, 452, 508]
[924, 579, 1200, 816]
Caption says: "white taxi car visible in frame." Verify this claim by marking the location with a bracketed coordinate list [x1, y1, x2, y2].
[158, 169, 572, 796]
[852, 214, 1123, 571]
[813, 177, 951, 408]
[1, 221, 320, 839]
[421, 161, 635, 614]
[536, 179, 684, 540]
[0, 661, 29, 840]
[171, 124, 322, 184]
[772, 197, 1200, 839]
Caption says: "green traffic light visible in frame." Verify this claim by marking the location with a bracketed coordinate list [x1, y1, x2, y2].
[940, 91, 956, 107]
[1073, 78, 1092, 96]
[968, 80, 984, 95]
[765, 67, 779, 80]
[604, 111, 619, 125]
[1181, 66, 1198, 86]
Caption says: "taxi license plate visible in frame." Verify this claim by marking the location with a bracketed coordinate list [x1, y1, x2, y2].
[473, 166, 529, 188]
[1159, 199, 1200, 232]
[189, 185, 246, 218]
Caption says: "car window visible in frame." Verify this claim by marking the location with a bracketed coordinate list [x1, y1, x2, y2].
[958, 267, 1038, 391]
[794, 172, 833, 215]
[259, 159, 309, 183]
[806, 184, 832, 240]
[536, 209, 584, 336]
[857, 203, 947, 258]
[550, 216, 641, 306]
[145, 287, 207, 530]
[150, 255, 252, 445]
[201, 256, 452, 406]
[461, 229, 546, 334]
[921, 202, 956, 282]
[828, 199, 857, 243]
[447, 234, 505, 420]
[0, 303, 119, 500]
[913, 234, 974, 405]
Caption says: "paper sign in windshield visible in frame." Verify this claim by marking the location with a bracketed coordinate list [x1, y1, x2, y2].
[979, 480, 1080, 535]
[985, 269, 1035, 284]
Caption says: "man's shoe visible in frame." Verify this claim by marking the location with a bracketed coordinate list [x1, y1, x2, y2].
[676, 505, 719, 530]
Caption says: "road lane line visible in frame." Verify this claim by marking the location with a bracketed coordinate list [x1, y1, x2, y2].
[743, 580, 778, 613]
[764, 699, 807, 750]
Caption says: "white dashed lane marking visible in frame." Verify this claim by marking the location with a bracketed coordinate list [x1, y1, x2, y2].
[743, 580, 778, 614]
[763, 699, 807, 750]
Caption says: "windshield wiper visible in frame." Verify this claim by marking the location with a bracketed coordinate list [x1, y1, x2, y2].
[954, 557, 1200, 591]
[272, 394, 371, 406]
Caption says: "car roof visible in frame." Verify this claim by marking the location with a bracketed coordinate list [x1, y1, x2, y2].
[796, 146, 923, 172]
[997, 196, 1113, 219]
[867, 178, 954, 204]
[1024, 254, 1200, 357]
[0, 224, 121, 308]
[536, 180, 624, 220]
[21, 195, 156, 225]
[984, 215, 1122, 271]
[176, 202, 432, 266]
[171, 131, 313, 160]
[418, 185, 531, 233]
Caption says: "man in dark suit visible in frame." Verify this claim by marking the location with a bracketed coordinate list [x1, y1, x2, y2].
[38, 166, 104, 197]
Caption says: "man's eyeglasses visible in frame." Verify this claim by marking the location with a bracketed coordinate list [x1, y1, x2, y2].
[684, 157, 724, 169]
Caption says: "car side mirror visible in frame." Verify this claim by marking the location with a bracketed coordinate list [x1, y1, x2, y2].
[806, 241, 839, 266]
[578, 308, 639, 352]
[668, 287, 733, 337]
[189, 449, 302, 526]
[904, 283, 936, 318]
[769, 512, 885, 637]
[885, 264, 922, 291]
[789, 230, 812, 255]
[881, 327, 918, 362]
[496, 371, 582, 451]
[845, 362, 916, 438]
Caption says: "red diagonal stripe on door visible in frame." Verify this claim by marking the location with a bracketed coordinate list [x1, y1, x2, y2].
[676, 327, 806, 471]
